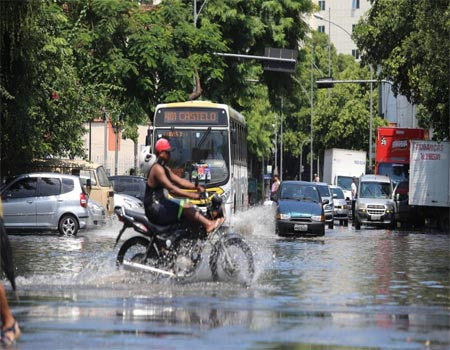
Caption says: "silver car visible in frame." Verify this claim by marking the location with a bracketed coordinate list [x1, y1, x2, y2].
[1, 173, 89, 235]
[330, 185, 350, 226]
[315, 182, 334, 229]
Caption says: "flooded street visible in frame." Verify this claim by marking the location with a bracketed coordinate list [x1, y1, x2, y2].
[6, 205, 450, 349]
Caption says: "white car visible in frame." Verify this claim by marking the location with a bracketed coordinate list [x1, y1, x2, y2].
[113, 193, 144, 211]
[87, 198, 106, 229]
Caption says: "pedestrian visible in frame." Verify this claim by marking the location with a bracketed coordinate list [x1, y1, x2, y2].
[129, 168, 136, 176]
[270, 175, 280, 200]
[314, 173, 320, 182]
[0, 198, 21, 346]
[351, 176, 357, 224]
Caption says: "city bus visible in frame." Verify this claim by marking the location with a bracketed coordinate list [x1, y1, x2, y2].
[150, 101, 248, 226]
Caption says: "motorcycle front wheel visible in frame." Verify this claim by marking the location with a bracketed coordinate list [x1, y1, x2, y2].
[209, 236, 254, 284]
[116, 236, 157, 266]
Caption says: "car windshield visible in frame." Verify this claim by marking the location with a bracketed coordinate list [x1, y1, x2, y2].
[331, 187, 345, 199]
[316, 184, 331, 198]
[155, 129, 230, 185]
[96, 166, 111, 187]
[360, 181, 392, 199]
[280, 183, 320, 202]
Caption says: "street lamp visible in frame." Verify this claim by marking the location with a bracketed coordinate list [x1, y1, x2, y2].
[313, 13, 352, 38]
[314, 13, 375, 170]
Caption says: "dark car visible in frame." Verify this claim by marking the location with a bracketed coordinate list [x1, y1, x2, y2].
[273, 181, 326, 237]
[108, 175, 146, 201]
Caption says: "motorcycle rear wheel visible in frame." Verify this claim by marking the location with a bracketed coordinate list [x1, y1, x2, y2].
[209, 236, 254, 284]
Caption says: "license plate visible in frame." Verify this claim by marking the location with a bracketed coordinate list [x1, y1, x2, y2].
[370, 214, 381, 221]
[294, 224, 308, 231]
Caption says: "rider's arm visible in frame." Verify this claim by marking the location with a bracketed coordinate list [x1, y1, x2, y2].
[167, 167, 204, 191]
[153, 165, 199, 200]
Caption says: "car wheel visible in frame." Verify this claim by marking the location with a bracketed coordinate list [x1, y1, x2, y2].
[344, 219, 349, 226]
[328, 221, 334, 229]
[59, 214, 79, 236]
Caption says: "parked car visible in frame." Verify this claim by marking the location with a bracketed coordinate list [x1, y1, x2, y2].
[108, 175, 146, 202]
[87, 198, 106, 229]
[273, 181, 326, 237]
[113, 193, 144, 211]
[0, 173, 89, 235]
[355, 174, 395, 230]
[315, 182, 334, 229]
[330, 185, 349, 226]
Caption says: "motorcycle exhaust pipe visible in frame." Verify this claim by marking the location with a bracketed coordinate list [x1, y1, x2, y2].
[122, 260, 176, 277]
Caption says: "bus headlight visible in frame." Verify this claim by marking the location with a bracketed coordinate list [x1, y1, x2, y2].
[311, 215, 322, 222]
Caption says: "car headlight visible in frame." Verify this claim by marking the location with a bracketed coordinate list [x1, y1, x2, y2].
[385, 203, 394, 213]
[358, 203, 366, 210]
[311, 215, 323, 222]
[276, 212, 290, 220]
[324, 204, 333, 211]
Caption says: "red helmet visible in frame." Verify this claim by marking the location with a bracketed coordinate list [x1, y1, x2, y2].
[155, 138, 173, 154]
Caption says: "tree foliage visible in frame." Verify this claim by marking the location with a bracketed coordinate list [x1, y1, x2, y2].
[280, 32, 387, 178]
[353, 0, 450, 140]
[1, 1, 95, 175]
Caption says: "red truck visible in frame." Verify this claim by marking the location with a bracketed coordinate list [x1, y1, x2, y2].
[375, 127, 425, 185]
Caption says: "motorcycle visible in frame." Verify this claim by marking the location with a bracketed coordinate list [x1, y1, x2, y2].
[113, 192, 254, 284]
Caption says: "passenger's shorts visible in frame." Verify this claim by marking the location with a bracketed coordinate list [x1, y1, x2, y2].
[146, 198, 183, 225]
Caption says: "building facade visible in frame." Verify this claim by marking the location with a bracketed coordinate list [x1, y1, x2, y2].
[309, 0, 418, 128]
[81, 121, 150, 176]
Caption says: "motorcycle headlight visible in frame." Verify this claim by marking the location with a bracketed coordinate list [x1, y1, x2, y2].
[311, 215, 322, 222]
[276, 212, 290, 220]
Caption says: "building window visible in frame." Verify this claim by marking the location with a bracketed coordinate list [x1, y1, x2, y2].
[318, 25, 325, 33]
[352, 0, 360, 9]
[352, 49, 360, 59]
[318, 1, 325, 11]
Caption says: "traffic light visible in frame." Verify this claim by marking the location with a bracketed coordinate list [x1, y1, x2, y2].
[316, 77, 334, 89]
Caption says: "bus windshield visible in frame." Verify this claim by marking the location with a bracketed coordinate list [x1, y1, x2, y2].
[156, 129, 230, 185]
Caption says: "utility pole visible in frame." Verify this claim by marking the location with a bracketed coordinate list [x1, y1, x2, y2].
[310, 43, 314, 182]
[103, 108, 108, 174]
[280, 97, 283, 181]
[369, 65, 374, 171]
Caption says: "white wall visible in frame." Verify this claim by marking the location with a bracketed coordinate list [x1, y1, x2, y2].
[81, 122, 149, 176]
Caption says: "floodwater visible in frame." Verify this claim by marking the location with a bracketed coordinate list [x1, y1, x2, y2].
[5, 205, 450, 349]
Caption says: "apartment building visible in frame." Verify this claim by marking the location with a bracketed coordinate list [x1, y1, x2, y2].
[310, 0, 371, 59]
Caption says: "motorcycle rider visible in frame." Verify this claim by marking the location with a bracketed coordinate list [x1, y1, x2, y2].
[143, 138, 224, 233]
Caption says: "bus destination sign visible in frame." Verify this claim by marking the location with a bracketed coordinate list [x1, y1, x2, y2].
[155, 108, 228, 126]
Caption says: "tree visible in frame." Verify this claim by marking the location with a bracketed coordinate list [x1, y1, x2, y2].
[1, 1, 96, 176]
[353, 0, 450, 140]
[280, 33, 387, 178]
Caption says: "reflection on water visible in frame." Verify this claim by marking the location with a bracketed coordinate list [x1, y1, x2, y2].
[5, 205, 450, 349]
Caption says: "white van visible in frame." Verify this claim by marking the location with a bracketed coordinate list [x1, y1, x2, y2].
[355, 175, 395, 229]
